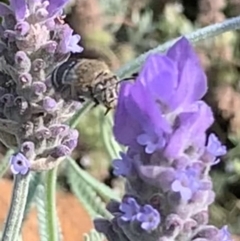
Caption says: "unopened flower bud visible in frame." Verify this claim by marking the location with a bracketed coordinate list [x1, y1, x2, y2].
[32, 58, 45, 72]
[20, 141, 35, 159]
[14, 21, 30, 36]
[36, 8, 48, 20]
[49, 124, 69, 138]
[14, 96, 29, 114]
[43, 41, 57, 53]
[195, 226, 219, 239]
[42, 97, 57, 111]
[32, 82, 47, 95]
[51, 144, 71, 158]
[14, 51, 31, 73]
[62, 138, 78, 151]
[18, 73, 32, 85]
[0, 94, 14, 107]
[35, 127, 51, 140]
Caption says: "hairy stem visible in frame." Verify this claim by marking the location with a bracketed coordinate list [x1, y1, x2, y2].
[1, 173, 31, 241]
[116, 15, 240, 78]
[45, 167, 58, 241]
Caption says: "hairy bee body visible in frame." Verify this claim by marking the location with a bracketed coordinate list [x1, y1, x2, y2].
[51, 58, 120, 111]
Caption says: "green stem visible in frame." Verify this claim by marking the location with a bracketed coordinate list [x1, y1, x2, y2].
[1, 173, 31, 241]
[45, 167, 58, 241]
[0, 150, 14, 178]
[116, 15, 240, 78]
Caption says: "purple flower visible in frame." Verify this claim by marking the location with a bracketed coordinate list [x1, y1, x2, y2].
[136, 204, 160, 232]
[112, 152, 133, 177]
[206, 133, 227, 157]
[95, 38, 231, 240]
[171, 165, 203, 201]
[137, 131, 166, 154]
[57, 24, 83, 54]
[10, 152, 30, 175]
[219, 226, 232, 241]
[171, 179, 193, 202]
[119, 197, 140, 222]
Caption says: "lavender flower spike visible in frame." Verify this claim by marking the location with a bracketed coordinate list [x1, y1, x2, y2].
[94, 38, 232, 241]
[0, 0, 83, 173]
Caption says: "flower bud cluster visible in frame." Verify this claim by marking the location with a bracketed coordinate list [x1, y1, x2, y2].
[0, 0, 83, 173]
[94, 38, 232, 241]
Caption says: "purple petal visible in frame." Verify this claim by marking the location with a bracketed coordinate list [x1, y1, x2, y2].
[114, 79, 171, 151]
[10, 152, 30, 175]
[57, 25, 83, 54]
[206, 133, 227, 157]
[167, 37, 207, 107]
[112, 152, 133, 177]
[171, 180, 192, 201]
[138, 54, 178, 111]
[119, 197, 140, 221]
[113, 82, 142, 149]
[67, 34, 83, 53]
[47, 0, 68, 17]
[10, 165, 19, 175]
[165, 101, 213, 158]
[10, 0, 27, 21]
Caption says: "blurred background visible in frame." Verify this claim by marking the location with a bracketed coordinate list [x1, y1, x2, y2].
[1, 0, 240, 240]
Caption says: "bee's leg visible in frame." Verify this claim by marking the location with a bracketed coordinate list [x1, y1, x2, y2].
[121, 72, 139, 82]
[87, 86, 100, 108]
[92, 99, 100, 108]
[77, 96, 86, 103]
[104, 107, 111, 115]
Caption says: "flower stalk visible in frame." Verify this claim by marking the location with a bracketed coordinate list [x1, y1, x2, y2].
[0, 0, 83, 239]
[45, 167, 58, 241]
[117, 15, 240, 79]
[1, 174, 31, 241]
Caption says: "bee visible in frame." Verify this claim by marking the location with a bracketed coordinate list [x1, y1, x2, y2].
[51, 58, 136, 114]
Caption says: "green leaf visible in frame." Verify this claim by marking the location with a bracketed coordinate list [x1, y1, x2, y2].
[67, 158, 114, 218]
[84, 230, 105, 241]
[0, 149, 14, 178]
